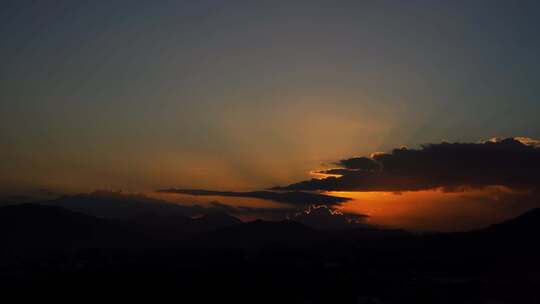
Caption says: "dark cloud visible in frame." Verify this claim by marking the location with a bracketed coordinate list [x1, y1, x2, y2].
[336, 157, 381, 171]
[156, 189, 351, 207]
[273, 137, 540, 192]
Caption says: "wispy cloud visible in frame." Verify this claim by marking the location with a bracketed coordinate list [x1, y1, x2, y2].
[156, 188, 351, 207]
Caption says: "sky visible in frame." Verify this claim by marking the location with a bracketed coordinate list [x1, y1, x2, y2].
[2, 1, 540, 231]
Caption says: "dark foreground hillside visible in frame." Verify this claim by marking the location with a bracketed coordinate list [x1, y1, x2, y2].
[1, 203, 539, 303]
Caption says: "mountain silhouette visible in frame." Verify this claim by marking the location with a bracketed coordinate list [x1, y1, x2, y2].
[39, 190, 207, 218]
[466, 207, 540, 253]
[1, 204, 539, 303]
[195, 211, 243, 227]
[196, 219, 323, 248]
[485, 207, 540, 233]
[128, 211, 242, 241]
[0, 204, 145, 253]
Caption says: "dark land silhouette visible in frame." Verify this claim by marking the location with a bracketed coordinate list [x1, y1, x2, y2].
[1, 197, 539, 303]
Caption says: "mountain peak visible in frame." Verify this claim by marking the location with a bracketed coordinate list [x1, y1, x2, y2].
[197, 211, 242, 227]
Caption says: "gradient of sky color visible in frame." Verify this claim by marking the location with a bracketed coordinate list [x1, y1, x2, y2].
[2, 0, 540, 193]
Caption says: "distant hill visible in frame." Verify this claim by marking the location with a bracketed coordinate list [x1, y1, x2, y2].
[196, 219, 323, 247]
[39, 190, 206, 219]
[484, 207, 540, 233]
[4, 197, 539, 255]
[0, 204, 146, 253]
[0, 201, 246, 252]
[195, 211, 243, 227]
[129, 211, 242, 241]
[1, 203, 539, 303]
[472, 207, 540, 253]
[422, 207, 540, 261]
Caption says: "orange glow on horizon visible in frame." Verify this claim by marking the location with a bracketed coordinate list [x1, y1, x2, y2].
[147, 186, 538, 232]
[329, 186, 535, 232]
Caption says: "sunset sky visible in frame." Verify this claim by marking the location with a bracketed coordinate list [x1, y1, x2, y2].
[2, 1, 540, 231]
